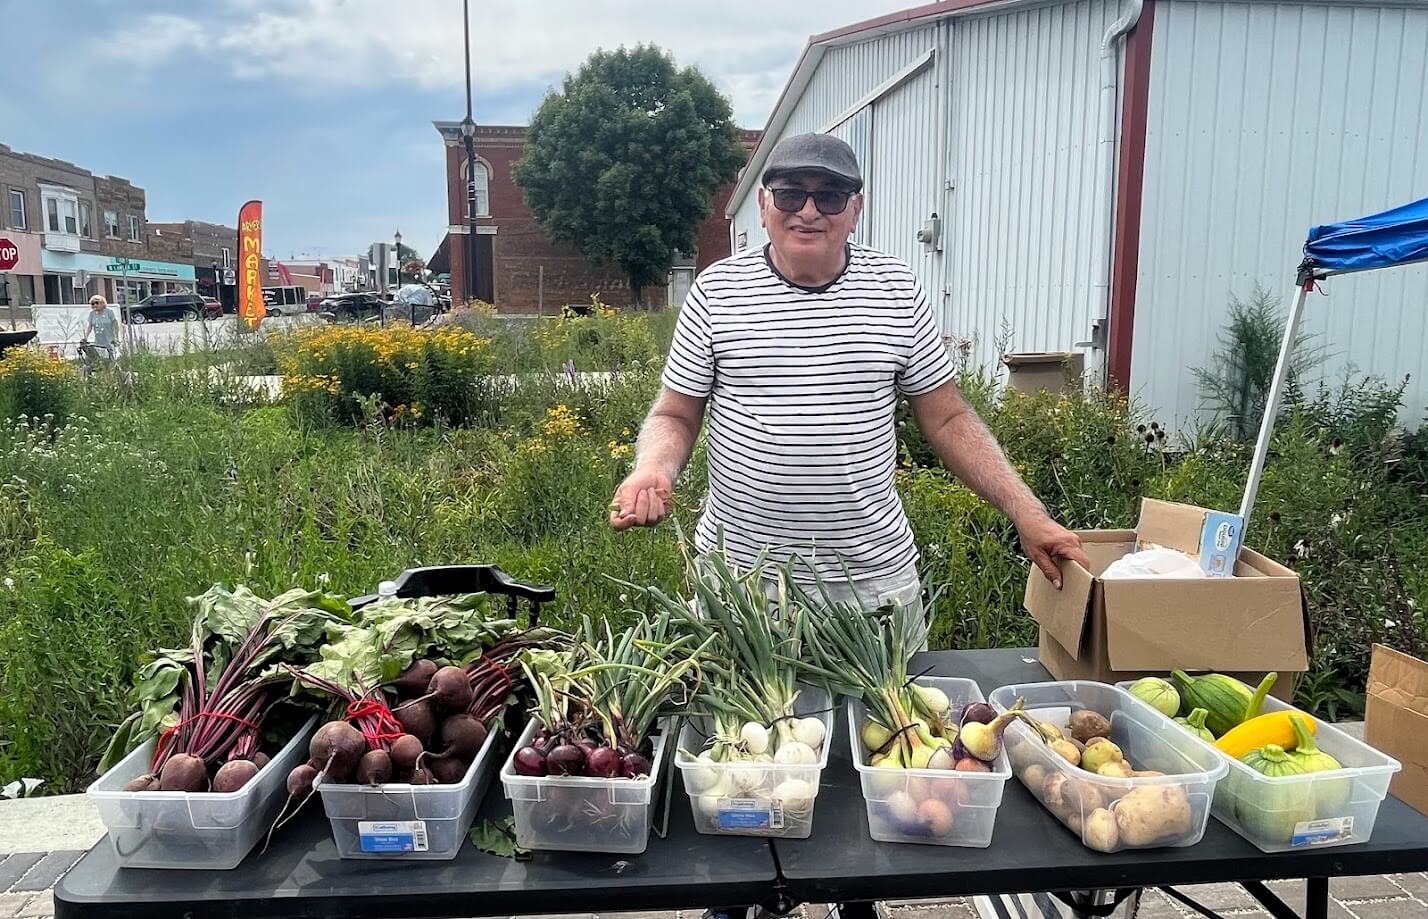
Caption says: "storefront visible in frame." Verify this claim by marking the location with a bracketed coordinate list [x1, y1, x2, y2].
[40, 251, 196, 306]
[0, 230, 44, 327]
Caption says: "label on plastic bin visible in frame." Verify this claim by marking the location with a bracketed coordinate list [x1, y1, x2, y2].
[1291, 817, 1354, 848]
[358, 820, 430, 853]
[717, 798, 784, 831]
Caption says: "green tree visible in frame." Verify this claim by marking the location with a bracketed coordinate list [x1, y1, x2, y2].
[514, 45, 746, 305]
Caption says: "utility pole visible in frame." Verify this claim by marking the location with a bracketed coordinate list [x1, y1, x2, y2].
[461, 0, 479, 307]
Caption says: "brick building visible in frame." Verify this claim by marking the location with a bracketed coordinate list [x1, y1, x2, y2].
[151, 220, 239, 309]
[432, 123, 758, 313]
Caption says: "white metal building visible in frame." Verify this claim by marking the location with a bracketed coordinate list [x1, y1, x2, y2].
[727, 0, 1428, 425]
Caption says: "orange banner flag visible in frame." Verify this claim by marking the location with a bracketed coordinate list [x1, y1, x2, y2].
[237, 201, 264, 330]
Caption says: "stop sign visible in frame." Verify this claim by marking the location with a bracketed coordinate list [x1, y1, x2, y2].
[0, 238, 18, 272]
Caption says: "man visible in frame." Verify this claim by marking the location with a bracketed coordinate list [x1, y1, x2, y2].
[81, 294, 121, 370]
[610, 133, 1089, 617]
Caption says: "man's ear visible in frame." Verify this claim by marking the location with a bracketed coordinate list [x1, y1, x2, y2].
[757, 187, 768, 229]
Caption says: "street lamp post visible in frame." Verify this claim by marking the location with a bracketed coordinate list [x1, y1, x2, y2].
[462, 0, 479, 308]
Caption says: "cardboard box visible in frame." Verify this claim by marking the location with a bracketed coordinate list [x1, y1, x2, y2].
[1025, 499, 1309, 696]
[1365, 644, 1428, 815]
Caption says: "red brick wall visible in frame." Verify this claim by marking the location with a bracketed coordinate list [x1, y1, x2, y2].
[444, 125, 756, 313]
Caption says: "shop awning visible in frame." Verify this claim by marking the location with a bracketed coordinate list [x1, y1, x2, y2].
[428, 235, 451, 275]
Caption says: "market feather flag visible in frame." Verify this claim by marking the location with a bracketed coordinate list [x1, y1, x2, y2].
[237, 201, 264, 330]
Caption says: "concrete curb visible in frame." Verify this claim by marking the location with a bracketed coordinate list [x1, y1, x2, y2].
[0, 797, 104, 855]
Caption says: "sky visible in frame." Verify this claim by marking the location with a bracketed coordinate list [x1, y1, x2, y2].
[2, 0, 910, 263]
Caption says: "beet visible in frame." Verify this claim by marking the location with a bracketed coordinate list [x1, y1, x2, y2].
[513, 746, 547, 776]
[159, 754, 210, 792]
[390, 658, 440, 699]
[389, 734, 424, 773]
[586, 746, 621, 778]
[439, 714, 488, 759]
[620, 753, 651, 778]
[287, 763, 319, 798]
[310, 721, 367, 782]
[356, 750, 393, 785]
[427, 666, 474, 714]
[123, 773, 161, 793]
[212, 759, 260, 793]
[547, 743, 586, 776]
[429, 755, 471, 784]
[394, 700, 437, 744]
[251, 752, 271, 771]
[410, 766, 435, 785]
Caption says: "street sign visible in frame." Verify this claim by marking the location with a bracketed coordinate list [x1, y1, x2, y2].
[222, 268, 236, 285]
[0, 239, 18, 272]
[105, 259, 138, 272]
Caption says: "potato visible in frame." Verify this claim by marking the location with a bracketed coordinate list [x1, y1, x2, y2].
[1044, 771, 1104, 817]
[1049, 739, 1081, 766]
[1081, 740, 1124, 773]
[1097, 761, 1135, 779]
[1085, 736, 1110, 747]
[1068, 710, 1112, 743]
[1113, 785, 1193, 847]
[1084, 807, 1120, 852]
[1131, 770, 1167, 778]
[1022, 764, 1048, 795]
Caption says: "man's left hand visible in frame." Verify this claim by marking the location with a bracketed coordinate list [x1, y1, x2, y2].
[1017, 513, 1091, 590]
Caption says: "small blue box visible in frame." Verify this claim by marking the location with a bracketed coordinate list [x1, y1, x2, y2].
[1199, 511, 1244, 578]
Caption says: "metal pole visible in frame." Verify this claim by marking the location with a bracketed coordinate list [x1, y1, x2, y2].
[538, 265, 544, 314]
[1239, 280, 1313, 528]
[462, 0, 479, 307]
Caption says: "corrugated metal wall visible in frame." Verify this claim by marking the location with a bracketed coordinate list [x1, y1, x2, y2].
[729, 2, 1119, 376]
[1135, 1, 1428, 427]
[944, 0, 1121, 371]
[730, 24, 942, 256]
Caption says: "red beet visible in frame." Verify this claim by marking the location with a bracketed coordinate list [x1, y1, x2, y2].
[439, 714, 488, 759]
[389, 734, 424, 773]
[429, 755, 471, 784]
[427, 666, 473, 714]
[251, 752, 271, 771]
[159, 754, 210, 792]
[356, 750, 394, 785]
[287, 763, 319, 798]
[513, 746, 547, 776]
[123, 773, 161, 793]
[390, 659, 440, 699]
[212, 759, 260, 793]
[394, 701, 436, 745]
[310, 721, 367, 782]
[410, 766, 435, 785]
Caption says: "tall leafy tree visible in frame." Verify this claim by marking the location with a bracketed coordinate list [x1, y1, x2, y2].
[514, 45, 746, 304]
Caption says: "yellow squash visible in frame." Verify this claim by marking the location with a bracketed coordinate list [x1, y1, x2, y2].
[1214, 710, 1318, 759]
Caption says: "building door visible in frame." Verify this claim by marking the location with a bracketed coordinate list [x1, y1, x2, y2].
[474, 234, 494, 303]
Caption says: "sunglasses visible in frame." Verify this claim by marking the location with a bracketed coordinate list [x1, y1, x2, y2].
[766, 187, 854, 216]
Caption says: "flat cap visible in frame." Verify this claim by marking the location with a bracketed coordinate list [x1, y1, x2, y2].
[760, 133, 863, 192]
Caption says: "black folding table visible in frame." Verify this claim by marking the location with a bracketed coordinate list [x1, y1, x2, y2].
[55, 649, 1428, 919]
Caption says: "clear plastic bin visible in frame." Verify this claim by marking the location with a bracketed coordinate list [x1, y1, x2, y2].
[87, 716, 317, 870]
[989, 682, 1227, 853]
[848, 677, 1012, 847]
[499, 718, 671, 854]
[675, 685, 833, 839]
[318, 722, 502, 860]
[1115, 680, 1402, 852]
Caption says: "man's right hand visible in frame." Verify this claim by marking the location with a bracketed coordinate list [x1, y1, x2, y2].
[609, 468, 674, 530]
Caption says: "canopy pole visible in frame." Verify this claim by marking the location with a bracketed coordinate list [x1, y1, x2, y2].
[1239, 279, 1314, 529]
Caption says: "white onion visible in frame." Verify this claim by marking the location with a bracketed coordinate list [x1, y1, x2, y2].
[684, 750, 720, 793]
[774, 741, 818, 766]
[887, 790, 920, 832]
[729, 759, 769, 794]
[740, 721, 770, 755]
[791, 716, 826, 750]
[774, 778, 815, 818]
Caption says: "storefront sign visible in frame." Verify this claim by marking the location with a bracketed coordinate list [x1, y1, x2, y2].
[41, 250, 196, 281]
[238, 200, 264, 329]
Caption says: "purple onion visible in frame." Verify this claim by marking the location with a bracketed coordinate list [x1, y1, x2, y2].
[621, 752, 652, 778]
[960, 702, 997, 727]
[513, 746, 547, 777]
[546, 743, 587, 776]
[586, 746, 621, 778]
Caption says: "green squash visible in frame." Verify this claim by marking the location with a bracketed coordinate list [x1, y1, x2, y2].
[1236, 744, 1316, 844]
[1128, 677, 1181, 718]
[1174, 708, 1215, 743]
[1286, 715, 1351, 814]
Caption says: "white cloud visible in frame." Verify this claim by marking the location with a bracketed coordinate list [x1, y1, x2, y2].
[98, 1, 909, 125]
[97, 13, 210, 60]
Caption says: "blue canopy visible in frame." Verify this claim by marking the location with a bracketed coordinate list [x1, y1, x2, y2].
[1303, 196, 1428, 276]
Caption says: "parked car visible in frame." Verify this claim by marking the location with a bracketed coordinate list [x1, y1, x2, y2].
[123, 293, 207, 324]
[319, 292, 387, 322]
[201, 296, 224, 319]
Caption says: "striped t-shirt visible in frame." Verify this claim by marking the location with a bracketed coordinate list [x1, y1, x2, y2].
[661, 243, 956, 583]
